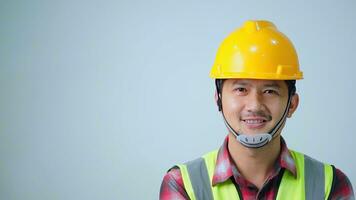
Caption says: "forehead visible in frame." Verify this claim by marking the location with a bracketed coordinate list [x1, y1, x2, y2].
[225, 79, 287, 88]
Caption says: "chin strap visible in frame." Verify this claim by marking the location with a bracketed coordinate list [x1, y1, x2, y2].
[220, 95, 292, 148]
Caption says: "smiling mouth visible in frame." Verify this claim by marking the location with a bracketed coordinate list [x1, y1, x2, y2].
[241, 118, 269, 129]
[242, 119, 267, 124]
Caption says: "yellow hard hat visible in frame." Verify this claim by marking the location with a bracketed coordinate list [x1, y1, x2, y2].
[210, 20, 303, 80]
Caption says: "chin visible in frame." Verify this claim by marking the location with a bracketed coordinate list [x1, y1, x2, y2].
[241, 129, 270, 135]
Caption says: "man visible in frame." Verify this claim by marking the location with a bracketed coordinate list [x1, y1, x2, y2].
[160, 20, 354, 199]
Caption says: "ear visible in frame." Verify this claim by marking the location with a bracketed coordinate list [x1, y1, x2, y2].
[214, 90, 223, 111]
[287, 93, 299, 118]
[214, 90, 219, 109]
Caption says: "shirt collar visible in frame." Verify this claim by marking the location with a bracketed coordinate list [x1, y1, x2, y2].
[212, 136, 297, 186]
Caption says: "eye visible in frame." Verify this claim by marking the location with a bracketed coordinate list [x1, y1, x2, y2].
[264, 89, 279, 95]
[234, 87, 247, 93]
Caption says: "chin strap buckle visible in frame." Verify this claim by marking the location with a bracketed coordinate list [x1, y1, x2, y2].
[237, 134, 272, 148]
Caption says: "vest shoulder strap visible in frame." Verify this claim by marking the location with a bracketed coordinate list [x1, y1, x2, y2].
[277, 150, 334, 200]
[178, 156, 214, 200]
[304, 154, 325, 200]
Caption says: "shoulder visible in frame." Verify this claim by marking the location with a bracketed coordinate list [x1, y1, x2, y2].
[328, 166, 355, 199]
[290, 150, 354, 197]
[160, 167, 189, 200]
[159, 150, 219, 200]
[165, 167, 184, 184]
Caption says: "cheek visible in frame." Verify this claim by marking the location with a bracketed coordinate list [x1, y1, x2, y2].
[222, 96, 242, 113]
[268, 100, 287, 118]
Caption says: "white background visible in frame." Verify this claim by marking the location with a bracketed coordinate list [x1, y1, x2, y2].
[1, 0, 355, 199]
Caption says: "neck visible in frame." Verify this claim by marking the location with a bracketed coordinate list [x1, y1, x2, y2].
[228, 132, 281, 189]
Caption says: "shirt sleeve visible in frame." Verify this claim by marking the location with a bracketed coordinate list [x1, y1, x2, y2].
[329, 167, 355, 200]
[159, 167, 190, 200]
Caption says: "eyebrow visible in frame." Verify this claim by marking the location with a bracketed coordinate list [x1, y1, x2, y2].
[231, 80, 249, 86]
[231, 80, 281, 88]
[264, 82, 281, 88]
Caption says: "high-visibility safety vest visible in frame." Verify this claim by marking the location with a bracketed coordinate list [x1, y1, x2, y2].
[176, 150, 335, 200]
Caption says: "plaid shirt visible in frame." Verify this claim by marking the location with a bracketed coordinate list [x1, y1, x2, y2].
[160, 136, 354, 200]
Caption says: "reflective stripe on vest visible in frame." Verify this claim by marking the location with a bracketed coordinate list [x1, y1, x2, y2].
[177, 150, 334, 200]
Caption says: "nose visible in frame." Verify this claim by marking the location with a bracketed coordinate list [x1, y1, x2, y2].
[245, 91, 264, 113]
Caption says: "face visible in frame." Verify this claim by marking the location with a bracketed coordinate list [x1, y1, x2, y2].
[218, 79, 299, 136]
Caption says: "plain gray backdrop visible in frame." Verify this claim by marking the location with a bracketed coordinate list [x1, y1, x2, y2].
[1, 0, 355, 199]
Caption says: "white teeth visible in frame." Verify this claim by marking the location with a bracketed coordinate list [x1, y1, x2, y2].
[244, 119, 264, 124]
